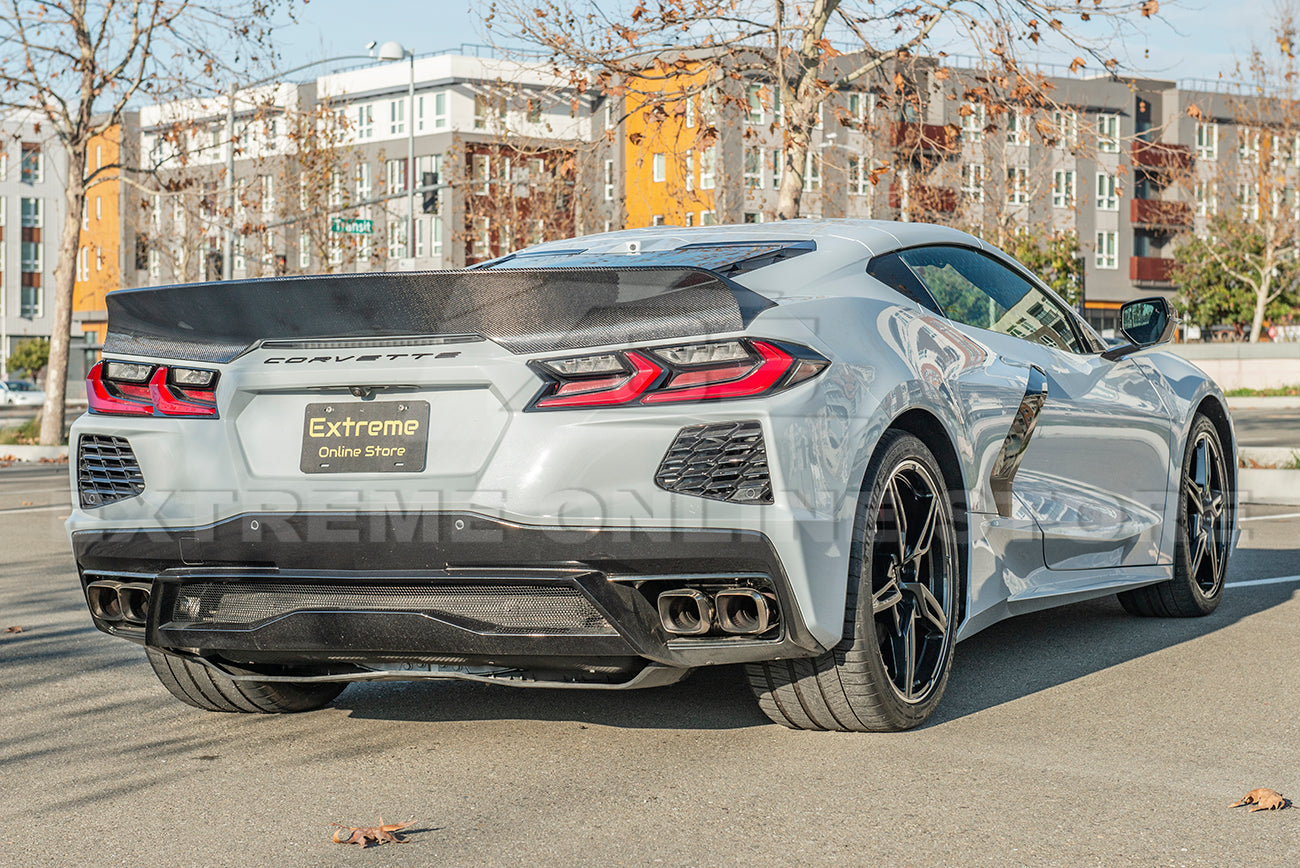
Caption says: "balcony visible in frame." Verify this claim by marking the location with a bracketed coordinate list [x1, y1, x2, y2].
[1130, 198, 1193, 227]
[1131, 140, 1193, 171]
[889, 122, 960, 154]
[1130, 256, 1176, 284]
[889, 182, 957, 213]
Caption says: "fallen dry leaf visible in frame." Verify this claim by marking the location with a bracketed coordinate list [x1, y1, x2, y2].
[330, 818, 414, 847]
[1230, 788, 1290, 812]
[4, 626, 22, 634]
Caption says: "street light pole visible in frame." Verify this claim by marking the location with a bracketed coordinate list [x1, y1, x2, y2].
[377, 41, 416, 266]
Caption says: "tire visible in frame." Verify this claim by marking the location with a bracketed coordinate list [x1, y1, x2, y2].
[1118, 414, 1232, 618]
[145, 648, 346, 713]
[746, 430, 961, 732]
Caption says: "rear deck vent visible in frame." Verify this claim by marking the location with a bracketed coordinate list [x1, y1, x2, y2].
[655, 421, 772, 504]
[77, 435, 145, 508]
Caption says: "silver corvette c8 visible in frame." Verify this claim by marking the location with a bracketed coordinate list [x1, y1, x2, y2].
[68, 220, 1235, 731]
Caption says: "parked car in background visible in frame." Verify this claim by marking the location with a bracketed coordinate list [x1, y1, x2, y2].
[0, 380, 45, 407]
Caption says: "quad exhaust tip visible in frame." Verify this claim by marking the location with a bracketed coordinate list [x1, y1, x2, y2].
[715, 588, 774, 635]
[86, 580, 151, 627]
[657, 588, 714, 636]
[656, 586, 777, 636]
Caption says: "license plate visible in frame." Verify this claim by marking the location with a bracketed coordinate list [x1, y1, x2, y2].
[300, 400, 430, 473]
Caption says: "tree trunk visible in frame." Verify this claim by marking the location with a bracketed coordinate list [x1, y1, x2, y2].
[776, 137, 807, 219]
[39, 144, 87, 446]
[1249, 283, 1268, 343]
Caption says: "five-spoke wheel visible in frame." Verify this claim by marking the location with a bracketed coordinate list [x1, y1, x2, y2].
[747, 430, 960, 731]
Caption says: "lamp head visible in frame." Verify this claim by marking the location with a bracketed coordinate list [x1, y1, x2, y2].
[376, 41, 406, 61]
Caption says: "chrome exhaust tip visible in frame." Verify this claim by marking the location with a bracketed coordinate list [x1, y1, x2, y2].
[715, 588, 774, 635]
[118, 585, 151, 625]
[657, 588, 714, 636]
[86, 583, 122, 622]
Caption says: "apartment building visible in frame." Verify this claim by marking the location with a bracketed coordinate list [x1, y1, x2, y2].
[0, 113, 67, 379]
[125, 50, 615, 289]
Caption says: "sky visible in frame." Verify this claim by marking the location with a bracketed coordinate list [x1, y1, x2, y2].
[269, 0, 1278, 86]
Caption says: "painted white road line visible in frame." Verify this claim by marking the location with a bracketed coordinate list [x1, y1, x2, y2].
[0, 503, 71, 515]
[1226, 574, 1300, 589]
[1239, 512, 1300, 523]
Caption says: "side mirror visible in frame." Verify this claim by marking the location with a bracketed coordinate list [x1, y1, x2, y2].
[1101, 297, 1178, 361]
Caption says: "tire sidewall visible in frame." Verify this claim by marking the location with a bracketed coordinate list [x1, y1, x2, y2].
[1174, 415, 1230, 614]
[844, 432, 960, 729]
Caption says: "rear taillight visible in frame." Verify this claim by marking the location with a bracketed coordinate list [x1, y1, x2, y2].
[528, 339, 828, 410]
[88, 361, 219, 417]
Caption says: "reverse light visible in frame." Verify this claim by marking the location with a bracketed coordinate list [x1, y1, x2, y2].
[528, 338, 829, 410]
[88, 360, 219, 417]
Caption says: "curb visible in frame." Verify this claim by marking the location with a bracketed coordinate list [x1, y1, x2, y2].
[1227, 396, 1300, 410]
[1240, 468, 1300, 505]
[0, 445, 69, 463]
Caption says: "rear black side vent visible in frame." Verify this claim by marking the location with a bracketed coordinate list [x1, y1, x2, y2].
[655, 421, 772, 505]
[78, 435, 145, 508]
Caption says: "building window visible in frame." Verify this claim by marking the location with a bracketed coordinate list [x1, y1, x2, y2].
[471, 154, 490, 195]
[431, 216, 443, 257]
[1006, 111, 1028, 145]
[385, 158, 406, 193]
[1095, 172, 1119, 210]
[389, 99, 405, 135]
[77, 247, 89, 282]
[769, 150, 783, 189]
[1195, 180, 1215, 216]
[233, 234, 246, 271]
[1238, 128, 1261, 163]
[685, 97, 695, 128]
[433, 92, 448, 129]
[471, 216, 491, 258]
[526, 99, 542, 124]
[603, 159, 615, 201]
[1052, 170, 1075, 208]
[960, 163, 985, 201]
[298, 232, 311, 269]
[20, 197, 41, 227]
[474, 94, 504, 130]
[20, 143, 42, 183]
[700, 211, 716, 225]
[328, 171, 343, 208]
[848, 157, 869, 196]
[652, 153, 666, 183]
[1194, 122, 1218, 160]
[700, 147, 717, 190]
[961, 104, 986, 142]
[847, 92, 873, 126]
[1052, 110, 1077, 149]
[21, 283, 42, 318]
[95, 196, 102, 221]
[1006, 166, 1028, 205]
[148, 248, 160, 279]
[1238, 182, 1259, 219]
[1097, 114, 1120, 153]
[743, 211, 763, 223]
[356, 104, 374, 139]
[21, 240, 42, 274]
[388, 219, 408, 259]
[1095, 231, 1118, 269]
[652, 214, 665, 226]
[356, 163, 372, 201]
[802, 152, 820, 192]
[685, 151, 694, 192]
[81, 202, 89, 232]
[746, 84, 763, 124]
[742, 147, 762, 189]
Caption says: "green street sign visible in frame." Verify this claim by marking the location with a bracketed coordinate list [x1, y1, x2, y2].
[330, 217, 373, 235]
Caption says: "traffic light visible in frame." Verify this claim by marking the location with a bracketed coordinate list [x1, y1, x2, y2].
[422, 171, 439, 214]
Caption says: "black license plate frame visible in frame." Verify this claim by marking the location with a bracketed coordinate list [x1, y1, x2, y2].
[300, 400, 430, 474]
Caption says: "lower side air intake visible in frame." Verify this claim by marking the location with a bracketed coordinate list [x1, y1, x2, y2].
[655, 420, 772, 504]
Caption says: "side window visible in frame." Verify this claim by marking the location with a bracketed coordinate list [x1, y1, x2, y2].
[896, 246, 1085, 354]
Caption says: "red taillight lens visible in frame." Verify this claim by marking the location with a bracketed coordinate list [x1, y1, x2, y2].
[88, 361, 219, 417]
[528, 339, 828, 410]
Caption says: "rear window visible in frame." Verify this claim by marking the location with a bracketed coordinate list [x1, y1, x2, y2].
[485, 240, 814, 277]
[4, 381, 35, 392]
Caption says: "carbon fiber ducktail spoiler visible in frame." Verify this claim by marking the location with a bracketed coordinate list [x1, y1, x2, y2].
[102, 267, 775, 364]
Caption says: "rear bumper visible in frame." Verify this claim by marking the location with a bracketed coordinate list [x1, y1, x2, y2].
[71, 512, 828, 682]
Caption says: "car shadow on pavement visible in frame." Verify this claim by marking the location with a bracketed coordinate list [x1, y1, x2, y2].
[336, 550, 1296, 730]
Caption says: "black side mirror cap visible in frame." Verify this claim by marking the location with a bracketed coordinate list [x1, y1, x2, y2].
[1102, 296, 1179, 361]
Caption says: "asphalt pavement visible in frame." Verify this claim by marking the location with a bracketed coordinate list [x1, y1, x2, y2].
[1, 465, 1297, 866]
[1230, 408, 1300, 448]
